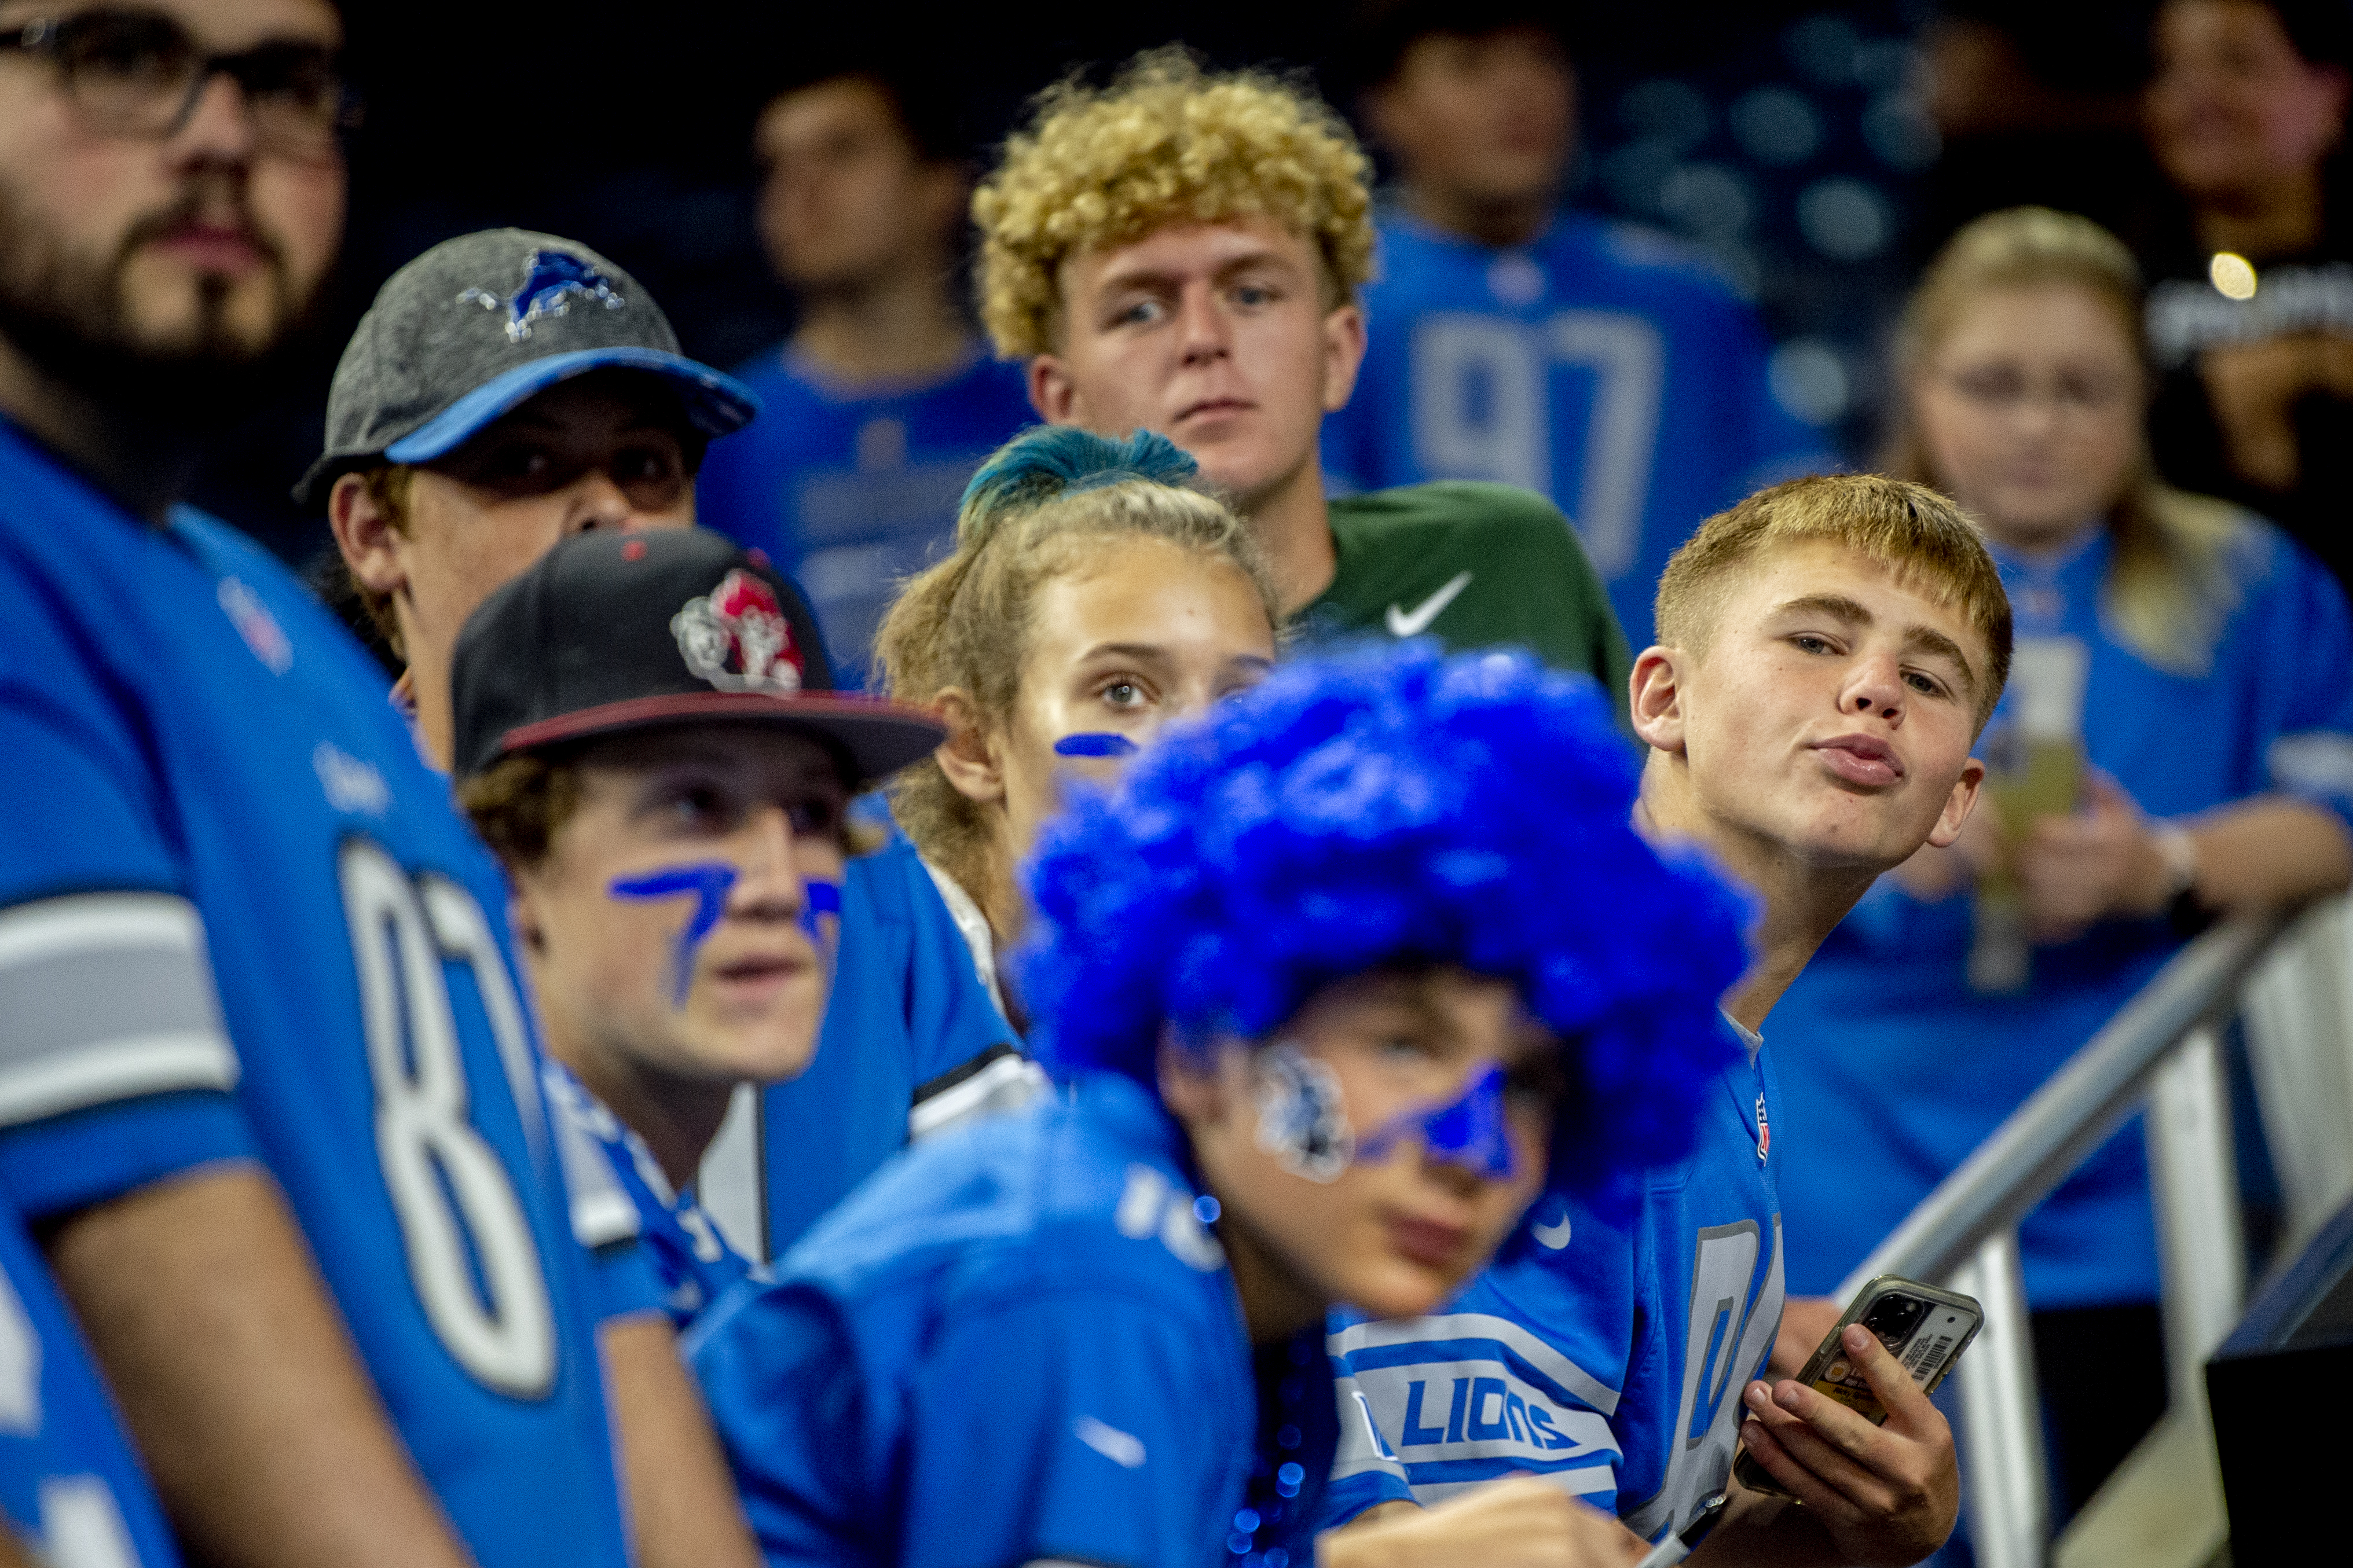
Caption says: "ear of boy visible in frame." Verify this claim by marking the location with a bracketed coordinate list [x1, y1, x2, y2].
[1626, 647, 1687, 753]
[328, 471, 409, 604]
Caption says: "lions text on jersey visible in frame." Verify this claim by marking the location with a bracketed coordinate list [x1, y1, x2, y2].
[686, 1074, 1334, 1568]
[1324, 1019, 1782, 1544]
[0, 1192, 179, 1568]
[1324, 213, 1834, 649]
[0, 422, 632, 1568]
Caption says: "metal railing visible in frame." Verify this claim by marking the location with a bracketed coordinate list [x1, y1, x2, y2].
[1834, 896, 2353, 1568]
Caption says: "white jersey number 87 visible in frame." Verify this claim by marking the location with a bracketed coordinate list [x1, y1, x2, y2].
[340, 839, 556, 1398]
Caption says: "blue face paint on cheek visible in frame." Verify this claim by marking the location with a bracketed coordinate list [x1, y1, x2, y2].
[1054, 732, 1139, 758]
[1358, 1064, 1517, 1180]
[608, 862, 738, 1008]
[801, 879, 842, 965]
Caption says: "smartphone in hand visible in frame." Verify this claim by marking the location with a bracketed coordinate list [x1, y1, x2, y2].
[1732, 1276, 1982, 1498]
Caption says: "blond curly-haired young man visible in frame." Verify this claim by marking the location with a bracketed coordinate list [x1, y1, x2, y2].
[974, 50, 1629, 702]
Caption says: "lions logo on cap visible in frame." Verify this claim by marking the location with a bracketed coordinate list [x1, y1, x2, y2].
[456, 248, 625, 343]
[672, 569, 804, 695]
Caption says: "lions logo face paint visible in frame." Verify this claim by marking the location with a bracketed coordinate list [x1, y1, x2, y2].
[1255, 1044, 1355, 1183]
[672, 570, 804, 696]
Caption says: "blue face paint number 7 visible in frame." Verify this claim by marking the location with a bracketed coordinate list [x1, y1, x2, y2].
[609, 862, 737, 1007]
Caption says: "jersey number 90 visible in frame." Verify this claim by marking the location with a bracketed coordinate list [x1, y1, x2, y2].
[339, 839, 556, 1398]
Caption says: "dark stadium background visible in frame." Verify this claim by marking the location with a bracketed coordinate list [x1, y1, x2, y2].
[207, 1, 2174, 566]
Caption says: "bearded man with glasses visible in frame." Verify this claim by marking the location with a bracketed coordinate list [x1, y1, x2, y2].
[0, 9, 733, 1568]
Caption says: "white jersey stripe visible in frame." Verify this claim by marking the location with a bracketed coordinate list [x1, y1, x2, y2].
[1330, 1312, 1622, 1418]
[0, 1033, 238, 1126]
[0, 891, 207, 970]
[0, 894, 237, 1126]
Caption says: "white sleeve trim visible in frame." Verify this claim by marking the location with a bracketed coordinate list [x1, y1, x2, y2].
[0, 894, 238, 1128]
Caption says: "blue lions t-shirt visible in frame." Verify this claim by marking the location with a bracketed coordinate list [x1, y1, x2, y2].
[1325, 212, 1834, 649]
[695, 827, 1025, 1265]
[1, 1189, 181, 1568]
[1771, 520, 2353, 1309]
[695, 344, 1033, 686]
[1324, 1019, 1781, 1544]
[687, 1073, 1333, 1568]
[0, 422, 632, 1568]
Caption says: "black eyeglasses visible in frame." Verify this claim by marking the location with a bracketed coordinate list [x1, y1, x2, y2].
[0, 9, 361, 160]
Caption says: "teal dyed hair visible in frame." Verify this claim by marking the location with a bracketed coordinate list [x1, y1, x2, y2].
[877, 424, 1278, 909]
[955, 425, 1201, 544]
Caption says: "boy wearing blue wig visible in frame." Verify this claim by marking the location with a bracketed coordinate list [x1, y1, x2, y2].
[1322, 474, 2008, 1568]
[686, 641, 1748, 1568]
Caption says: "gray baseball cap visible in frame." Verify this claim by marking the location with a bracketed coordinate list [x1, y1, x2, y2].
[296, 228, 758, 505]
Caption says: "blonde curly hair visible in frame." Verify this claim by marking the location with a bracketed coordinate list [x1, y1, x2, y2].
[972, 48, 1377, 358]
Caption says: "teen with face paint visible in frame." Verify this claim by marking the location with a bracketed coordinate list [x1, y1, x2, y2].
[873, 424, 1281, 1011]
[450, 528, 944, 1325]
[686, 641, 1749, 1568]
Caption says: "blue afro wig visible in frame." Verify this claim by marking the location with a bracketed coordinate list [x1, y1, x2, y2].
[1016, 641, 1753, 1203]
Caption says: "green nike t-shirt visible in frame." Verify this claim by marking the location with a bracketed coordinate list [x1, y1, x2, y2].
[1297, 482, 1633, 716]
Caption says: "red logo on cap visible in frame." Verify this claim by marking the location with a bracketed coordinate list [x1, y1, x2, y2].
[671, 568, 804, 695]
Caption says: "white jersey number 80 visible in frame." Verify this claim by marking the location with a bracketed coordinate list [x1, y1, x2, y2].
[339, 839, 556, 1398]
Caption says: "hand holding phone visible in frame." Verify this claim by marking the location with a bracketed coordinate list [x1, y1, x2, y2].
[1728, 1277, 1970, 1565]
[1734, 1276, 1979, 1496]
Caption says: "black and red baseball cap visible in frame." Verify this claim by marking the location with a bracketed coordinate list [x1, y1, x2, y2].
[450, 528, 944, 786]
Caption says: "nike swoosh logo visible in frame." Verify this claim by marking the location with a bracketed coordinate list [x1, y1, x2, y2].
[1385, 570, 1474, 638]
[1531, 1212, 1573, 1251]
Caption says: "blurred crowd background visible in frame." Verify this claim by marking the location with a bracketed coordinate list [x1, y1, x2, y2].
[215, 0, 2327, 581]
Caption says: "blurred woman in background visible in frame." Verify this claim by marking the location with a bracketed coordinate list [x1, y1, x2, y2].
[1770, 205, 2353, 1516]
[2142, 0, 2353, 586]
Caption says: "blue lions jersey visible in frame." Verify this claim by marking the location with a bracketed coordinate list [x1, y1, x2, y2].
[687, 1073, 1335, 1568]
[1325, 1022, 1782, 1544]
[696, 827, 1024, 1264]
[1772, 520, 2353, 1309]
[1, 1191, 180, 1568]
[546, 1062, 750, 1328]
[0, 423, 631, 1568]
[695, 345, 1033, 686]
[1325, 212, 1834, 649]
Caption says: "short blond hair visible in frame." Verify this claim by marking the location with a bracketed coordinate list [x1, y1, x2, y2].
[972, 47, 1376, 358]
[1655, 474, 2013, 729]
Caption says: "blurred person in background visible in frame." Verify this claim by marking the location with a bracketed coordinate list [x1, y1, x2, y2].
[0, 10, 680, 1568]
[976, 49, 1630, 699]
[873, 427, 1279, 1014]
[696, 52, 1029, 686]
[1769, 206, 2353, 1521]
[2142, 0, 2353, 587]
[1324, 0, 1835, 649]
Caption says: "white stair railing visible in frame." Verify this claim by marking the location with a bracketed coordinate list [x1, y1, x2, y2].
[1831, 899, 2353, 1564]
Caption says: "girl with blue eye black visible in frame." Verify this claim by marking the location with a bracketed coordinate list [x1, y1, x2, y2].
[873, 427, 1281, 1015]
[684, 638, 1750, 1568]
